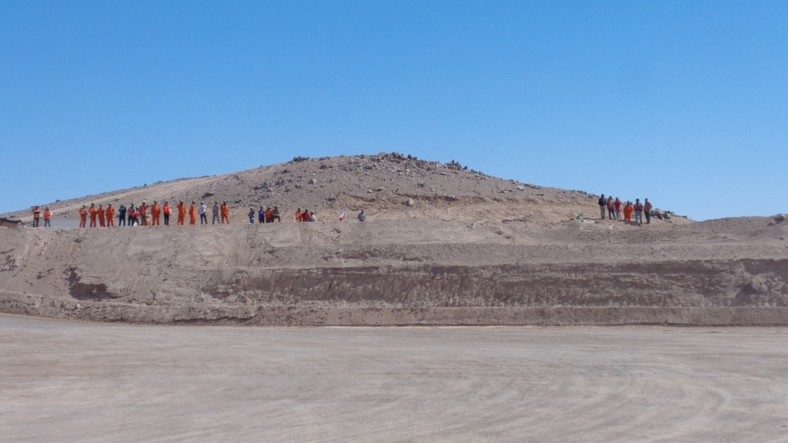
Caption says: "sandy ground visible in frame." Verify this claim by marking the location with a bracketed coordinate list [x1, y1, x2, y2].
[2, 314, 787, 442]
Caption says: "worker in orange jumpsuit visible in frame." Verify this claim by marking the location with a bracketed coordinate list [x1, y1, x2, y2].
[188, 201, 197, 225]
[98, 204, 106, 227]
[163, 201, 172, 226]
[295, 208, 303, 222]
[624, 202, 634, 222]
[89, 203, 98, 228]
[106, 204, 115, 227]
[220, 201, 230, 224]
[79, 205, 88, 228]
[151, 201, 161, 226]
[177, 201, 186, 226]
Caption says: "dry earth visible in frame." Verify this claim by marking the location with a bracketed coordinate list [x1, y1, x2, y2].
[2, 314, 787, 442]
[1, 153, 786, 326]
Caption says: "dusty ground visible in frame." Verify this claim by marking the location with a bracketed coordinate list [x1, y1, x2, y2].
[0, 153, 785, 326]
[1, 314, 787, 442]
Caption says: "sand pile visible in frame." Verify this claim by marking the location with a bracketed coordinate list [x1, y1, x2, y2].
[1, 154, 785, 325]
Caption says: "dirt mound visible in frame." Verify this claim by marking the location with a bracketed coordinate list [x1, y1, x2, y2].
[1, 217, 786, 325]
[2, 153, 689, 226]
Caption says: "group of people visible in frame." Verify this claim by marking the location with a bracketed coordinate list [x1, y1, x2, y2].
[77, 200, 232, 228]
[247, 206, 283, 224]
[598, 194, 653, 225]
[31, 201, 370, 228]
[30, 206, 52, 228]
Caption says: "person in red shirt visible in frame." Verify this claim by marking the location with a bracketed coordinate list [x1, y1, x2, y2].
[43, 207, 52, 228]
[295, 208, 303, 223]
[163, 201, 171, 226]
[31, 206, 41, 227]
[128, 205, 137, 226]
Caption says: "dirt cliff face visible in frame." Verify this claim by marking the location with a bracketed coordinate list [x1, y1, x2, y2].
[1, 216, 786, 325]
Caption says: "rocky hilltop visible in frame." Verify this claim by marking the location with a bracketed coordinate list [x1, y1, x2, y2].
[1, 154, 786, 326]
[3, 152, 679, 225]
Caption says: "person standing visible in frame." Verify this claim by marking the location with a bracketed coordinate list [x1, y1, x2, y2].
[151, 201, 161, 226]
[31, 206, 41, 227]
[607, 196, 615, 219]
[177, 201, 186, 226]
[624, 201, 634, 222]
[220, 201, 230, 224]
[139, 201, 148, 226]
[614, 198, 622, 221]
[248, 207, 256, 224]
[199, 202, 208, 225]
[79, 205, 88, 228]
[258, 206, 265, 224]
[97, 204, 106, 227]
[644, 198, 653, 224]
[106, 204, 115, 227]
[212, 201, 220, 224]
[598, 194, 607, 220]
[189, 201, 197, 225]
[43, 207, 52, 227]
[127, 204, 135, 226]
[634, 198, 644, 225]
[89, 203, 98, 228]
[163, 201, 171, 226]
[118, 204, 127, 227]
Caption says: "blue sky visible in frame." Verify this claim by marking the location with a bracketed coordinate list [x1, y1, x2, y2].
[2, 0, 786, 220]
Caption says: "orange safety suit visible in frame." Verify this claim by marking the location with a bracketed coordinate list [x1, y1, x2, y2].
[79, 208, 88, 228]
[98, 207, 106, 227]
[220, 203, 230, 224]
[89, 206, 98, 227]
[189, 204, 197, 225]
[177, 203, 186, 225]
[106, 207, 115, 227]
[295, 210, 302, 223]
[151, 204, 161, 226]
[624, 204, 634, 222]
[44, 209, 52, 221]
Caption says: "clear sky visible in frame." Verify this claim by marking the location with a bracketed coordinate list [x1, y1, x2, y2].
[2, 1, 786, 220]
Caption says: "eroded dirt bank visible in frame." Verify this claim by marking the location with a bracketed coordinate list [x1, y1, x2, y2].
[1, 217, 786, 325]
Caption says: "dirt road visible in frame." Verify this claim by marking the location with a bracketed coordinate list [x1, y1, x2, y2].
[1, 314, 787, 442]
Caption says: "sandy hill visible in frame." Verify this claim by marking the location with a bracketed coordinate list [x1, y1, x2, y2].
[3, 152, 683, 225]
[1, 154, 785, 326]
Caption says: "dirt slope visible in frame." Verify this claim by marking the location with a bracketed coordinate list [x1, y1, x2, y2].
[1, 214, 785, 325]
